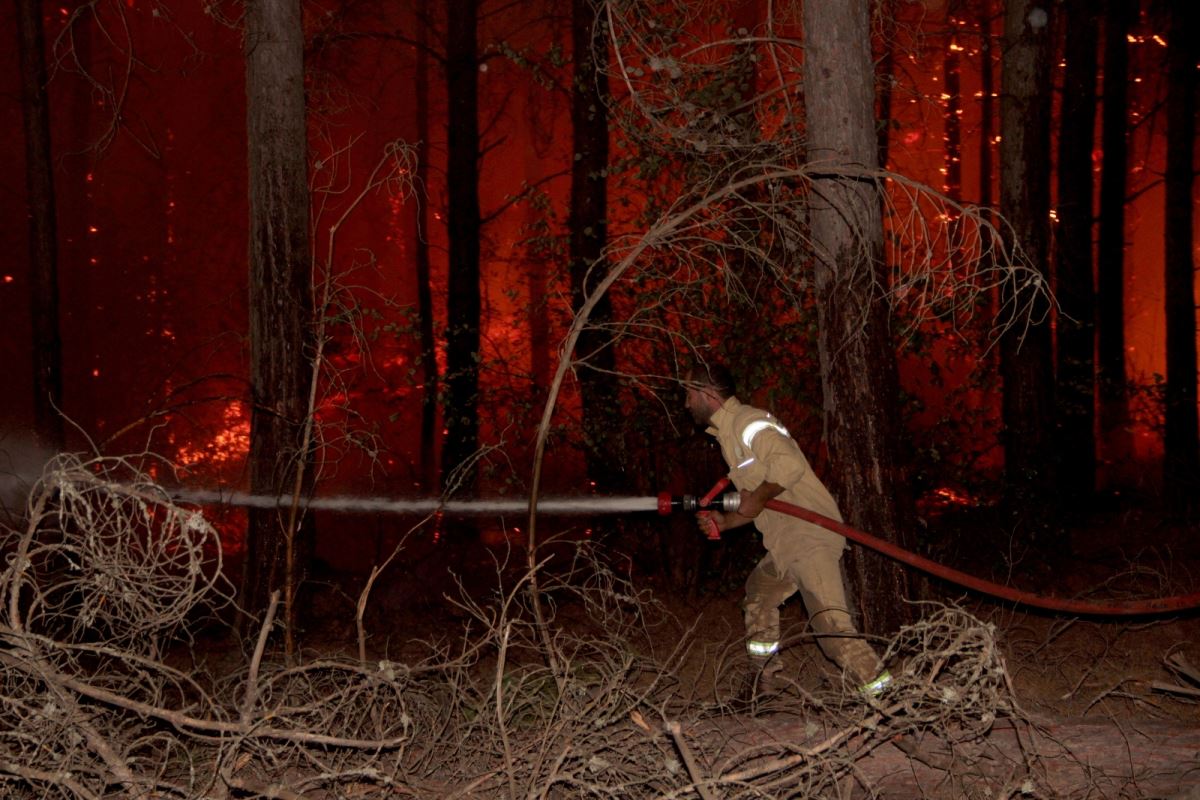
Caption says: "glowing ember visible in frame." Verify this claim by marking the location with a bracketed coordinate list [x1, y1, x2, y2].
[176, 401, 250, 468]
[918, 485, 981, 516]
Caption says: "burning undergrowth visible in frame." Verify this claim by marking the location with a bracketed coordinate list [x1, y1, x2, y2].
[0, 454, 1082, 798]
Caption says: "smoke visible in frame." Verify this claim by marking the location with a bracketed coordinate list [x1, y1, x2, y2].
[0, 436, 57, 519]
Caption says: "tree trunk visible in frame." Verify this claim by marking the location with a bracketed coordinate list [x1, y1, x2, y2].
[998, 0, 1054, 506]
[242, 0, 315, 628]
[415, 0, 439, 493]
[1097, 0, 1132, 474]
[875, 0, 897, 169]
[15, 0, 64, 453]
[1054, 0, 1099, 505]
[569, 0, 621, 491]
[527, 210, 551, 392]
[1162, 0, 1199, 518]
[802, 0, 915, 635]
[977, 4, 995, 216]
[441, 0, 482, 494]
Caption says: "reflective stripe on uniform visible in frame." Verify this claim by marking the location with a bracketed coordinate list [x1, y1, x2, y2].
[741, 418, 790, 450]
[746, 639, 780, 657]
[859, 670, 892, 697]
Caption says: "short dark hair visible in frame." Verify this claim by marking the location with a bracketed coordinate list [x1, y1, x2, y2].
[685, 361, 736, 399]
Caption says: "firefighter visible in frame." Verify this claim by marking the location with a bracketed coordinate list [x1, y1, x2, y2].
[683, 363, 891, 696]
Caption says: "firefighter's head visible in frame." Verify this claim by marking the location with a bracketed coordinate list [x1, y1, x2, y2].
[682, 362, 734, 425]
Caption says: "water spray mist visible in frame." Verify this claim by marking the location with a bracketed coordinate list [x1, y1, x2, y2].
[167, 488, 740, 517]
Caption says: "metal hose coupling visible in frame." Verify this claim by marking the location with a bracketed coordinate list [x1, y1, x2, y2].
[656, 492, 741, 515]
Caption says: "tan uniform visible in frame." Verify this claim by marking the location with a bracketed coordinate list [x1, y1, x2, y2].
[707, 396, 882, 685]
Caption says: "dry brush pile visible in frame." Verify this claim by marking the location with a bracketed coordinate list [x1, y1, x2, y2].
[2, 455, 1041, 798]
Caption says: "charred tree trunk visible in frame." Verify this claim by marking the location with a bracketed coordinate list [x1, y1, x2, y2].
[242, 0, 316, 627]
[1162, 0, 1199, 518]
[1097, 0, 1132, 473]
[415, 0, 439, 493]
[875, 0, 898, 169]
[16, 0, 64, 453]
[978, 5, 995, 217]
[527, 211, 551, 392]
[569, 0, 620, 491]
[975, 0, 997, 346]
[802, 0, 915, 635]
[441, 0, 482, 494]
[998, 0, 1055, 511]
[1054, 0, 1099, 505]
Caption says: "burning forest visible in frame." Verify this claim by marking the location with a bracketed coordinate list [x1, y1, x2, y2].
[2, 0, 1199, 796]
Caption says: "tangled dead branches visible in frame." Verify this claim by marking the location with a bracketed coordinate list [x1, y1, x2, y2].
[666, 604, 1030, 798]
[0, 456, 423, 798]
[1, 457, 1043, 798]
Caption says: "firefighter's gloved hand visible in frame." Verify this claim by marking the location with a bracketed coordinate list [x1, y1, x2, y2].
[696, 510, 726, 537]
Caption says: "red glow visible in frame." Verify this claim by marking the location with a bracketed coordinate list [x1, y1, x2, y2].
[917, 486, 980, 517]
[176, 402, 250, 468]
[381, 354, 407, 369]
[4, 0, 1189, 558]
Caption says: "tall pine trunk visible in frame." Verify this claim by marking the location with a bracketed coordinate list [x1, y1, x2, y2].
[1097, 0, 1132, 475]
[415, 0, 438, 493]
[569, 0, 619, 490]
[998, 0, 1054, 507]
[1162, 0, 1199, 517]
[803, 0, 915, 635]
[16, 0, 64, 453]
[1054, 0, 1099, 504]
[875, 0, 897, 170]
[243, 0, 315, 631]
[441, 0, 482, 494]
[978, 4, 995, 217]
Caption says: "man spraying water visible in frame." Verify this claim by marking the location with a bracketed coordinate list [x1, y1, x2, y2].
[682, 362, 891, 696]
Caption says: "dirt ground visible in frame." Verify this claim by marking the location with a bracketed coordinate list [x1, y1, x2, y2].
[307, 500, 1200, 726]
[214, 499, 1200, 797]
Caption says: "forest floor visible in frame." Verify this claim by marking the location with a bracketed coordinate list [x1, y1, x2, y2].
[312, 497, 1200, 722]
[12, 456, 1197, 796]
[296, 496, 1200, 796]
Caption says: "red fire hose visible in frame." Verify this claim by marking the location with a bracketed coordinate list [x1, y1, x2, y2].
[676, 483, 1200, 616]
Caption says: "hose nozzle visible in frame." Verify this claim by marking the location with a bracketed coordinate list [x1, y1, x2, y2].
[656, 491, 741, 515]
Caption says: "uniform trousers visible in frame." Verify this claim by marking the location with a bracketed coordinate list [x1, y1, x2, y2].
[742, 539, 882, 685]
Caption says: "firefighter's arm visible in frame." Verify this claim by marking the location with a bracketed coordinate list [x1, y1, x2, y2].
[696, 508, 747, 534]
[736, 481, 784, 519]
[697, 481, 784, 534]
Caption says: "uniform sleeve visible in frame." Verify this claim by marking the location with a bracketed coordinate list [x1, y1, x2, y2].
[750, 427, 810, 489]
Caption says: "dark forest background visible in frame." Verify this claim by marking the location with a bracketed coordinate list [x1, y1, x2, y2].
[3, 0, 1198, 644]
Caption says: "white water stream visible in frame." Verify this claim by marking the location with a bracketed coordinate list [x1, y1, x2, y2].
[169, 489, 661, 516]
